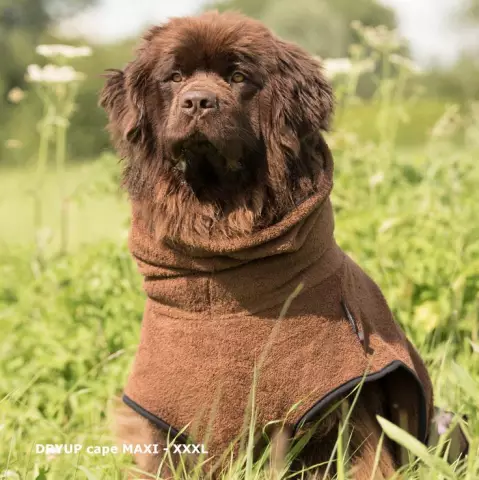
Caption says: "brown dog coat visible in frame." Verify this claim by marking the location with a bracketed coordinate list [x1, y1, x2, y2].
[122, 137, 434, 464]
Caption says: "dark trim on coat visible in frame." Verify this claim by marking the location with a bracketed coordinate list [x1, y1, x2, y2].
[122, 394, 189, 444]
[124, 361, 428, 451]
[293, 360, 428, 443]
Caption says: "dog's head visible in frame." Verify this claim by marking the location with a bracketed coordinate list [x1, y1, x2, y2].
[100, 11, 333, 242]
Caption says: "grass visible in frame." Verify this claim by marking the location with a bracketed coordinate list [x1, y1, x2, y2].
[0, 154, 129, 251]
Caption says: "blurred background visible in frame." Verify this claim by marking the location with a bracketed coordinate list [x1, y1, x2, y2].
[1, 0, 479, 166]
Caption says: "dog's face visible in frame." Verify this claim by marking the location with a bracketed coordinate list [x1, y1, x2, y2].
[100, 12, 334, 242]
[144, 17, 269, 199]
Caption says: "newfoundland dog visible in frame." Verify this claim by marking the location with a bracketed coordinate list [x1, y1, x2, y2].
[100, 11, 436, 479]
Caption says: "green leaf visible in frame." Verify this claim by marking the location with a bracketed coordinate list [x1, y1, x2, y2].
[377, 416, 455, 478]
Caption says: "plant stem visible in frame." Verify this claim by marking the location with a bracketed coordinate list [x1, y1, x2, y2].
[56, 121, 68, 254]
[34, 103, 54, 264]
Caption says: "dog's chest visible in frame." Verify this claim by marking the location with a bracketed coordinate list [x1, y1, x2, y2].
[123, 262, 422, 458]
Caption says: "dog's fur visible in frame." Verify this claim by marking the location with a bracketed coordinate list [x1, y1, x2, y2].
[101, 11, 397, 479]
[100, 11, 333, 244]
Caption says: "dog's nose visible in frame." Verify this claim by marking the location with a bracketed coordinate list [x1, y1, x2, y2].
[180, 90, 217, 116]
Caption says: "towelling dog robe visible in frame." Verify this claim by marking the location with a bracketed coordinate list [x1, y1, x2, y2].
[123, 139, 434, 466]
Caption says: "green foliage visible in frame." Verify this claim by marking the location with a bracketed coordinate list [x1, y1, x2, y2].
[0, 243, 144, 479]
[205, 0, 397, 58]
[463, 0, 479, 22]
[420, 56, 479, 103]
[0, 0, 100, 164]
[331, 139, 479, 355]
[68, 40, 136, 159]
[0, 154, 128, 251]
[1, 39, 135, 165]
[259, 0, 349, 58]
[335, 99, 461, 145]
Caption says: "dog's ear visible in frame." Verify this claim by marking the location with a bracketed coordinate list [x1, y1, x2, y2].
[99, 25, 164, 145]
[99, 63, 150, 146]
[100, 68, 134, 142]
[261, 39, 334, 160]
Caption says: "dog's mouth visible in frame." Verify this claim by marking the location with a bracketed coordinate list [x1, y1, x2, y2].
[172, 133, 240, 173]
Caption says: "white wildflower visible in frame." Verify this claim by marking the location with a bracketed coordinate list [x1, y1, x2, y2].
[5, 139, 23, 149]
[348, 43, 365, 59]
[36, 44, 92, 59]
[321, 58, 353, 79]
[430, 105, 462, 139]
[351, 58, 376, 75]
[351, 20, 363, 32]
[0, 470, 20, 479]
[378, 218, 400, 234]
[465, 102, 479, 147]
[318, 56, 376, 79]
[390, 54, 421, 74]
[35, 227, 54, 251]
[470, 339, 479, 354]
[369, 172, 385, 187]
[7, 87, 25, 104]
[362, 25, 402, 52]
[26, 64, 85, 84]
[433, 410, 454, 436]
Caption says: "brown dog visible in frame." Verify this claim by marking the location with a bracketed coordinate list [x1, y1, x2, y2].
[100, 11, 435, 479]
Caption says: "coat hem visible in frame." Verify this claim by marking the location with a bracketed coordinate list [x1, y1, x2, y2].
[293, 360, 428, 443]
[122, 394, 189, 444]
[123, 360, 428, 449]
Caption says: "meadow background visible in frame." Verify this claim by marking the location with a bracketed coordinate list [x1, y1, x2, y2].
[1, 0, 479, 478]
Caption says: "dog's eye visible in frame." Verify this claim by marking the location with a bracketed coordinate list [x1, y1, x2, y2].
[171, 72, 183, 83]
[230, 71, 246, 83]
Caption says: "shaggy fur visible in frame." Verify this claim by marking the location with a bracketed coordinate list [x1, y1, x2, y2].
[100, 11, 333, 244]
[101, 11, 405, 480]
